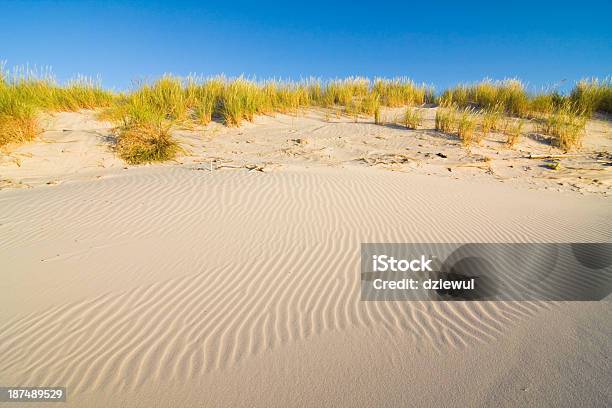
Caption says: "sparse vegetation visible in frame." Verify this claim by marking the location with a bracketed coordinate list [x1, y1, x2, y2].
[479, 107, 502, 143]
[538, 106, 587, 150]
[504, 119, 523, 148]
[374, 106, 382, 125]
[435, 107, 457, 133]
[403, 108, 423, 129]
[457, 109, 477, 146]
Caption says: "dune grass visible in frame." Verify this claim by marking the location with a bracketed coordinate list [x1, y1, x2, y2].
[0, 82, 38, 146]
[538, 106, 587, 150]
[441, 78, 612, 120]
[116, 122, 178, 164]
[435, 107, 457, 133]
[0, 66, 114, 147]
[503, 119, 524, 148]
[457, 109, 477, 146]
[372, 78, 434, 107]
[570, 79, 612, 116]
[441, 79, 529, 117]
[374, 105, 382, 125]
[187, 78, 224, 125]
[2, 65, 610, 161]
[480, 106, 502, 140]
[403, 107, 423, 129]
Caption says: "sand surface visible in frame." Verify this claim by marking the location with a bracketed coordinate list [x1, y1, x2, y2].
[1, 110, 611, 407]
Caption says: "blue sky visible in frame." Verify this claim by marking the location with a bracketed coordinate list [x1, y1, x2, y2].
[1, 0, 610, 92]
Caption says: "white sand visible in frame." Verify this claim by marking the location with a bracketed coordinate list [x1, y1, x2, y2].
[0, 110, 611, 407]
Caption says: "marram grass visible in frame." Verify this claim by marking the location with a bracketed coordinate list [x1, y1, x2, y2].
[538, 106, 587, 150]
[116, 122, 179, 164]
[403, 107, 423, 129]
[435, 107, 457, 133]
[1, 65, 610, 160]
[0, 66, 114, 147]
[457, 109, 477, 147]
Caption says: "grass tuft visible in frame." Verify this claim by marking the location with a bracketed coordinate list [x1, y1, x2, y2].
[435, 107, 457, 133]
[538, 106, 587, 150]
[457, 109, 477, 146]
[503, 119, 523, 148]
[403, 107, 423, 129]
[116, 122, 178, 164]
[570, 79, 612, 115]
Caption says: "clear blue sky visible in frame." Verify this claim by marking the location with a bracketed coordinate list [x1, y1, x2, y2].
[1, 0, 610, 92]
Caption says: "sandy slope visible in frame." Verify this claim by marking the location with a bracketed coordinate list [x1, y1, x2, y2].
[0, 111, 611, 407]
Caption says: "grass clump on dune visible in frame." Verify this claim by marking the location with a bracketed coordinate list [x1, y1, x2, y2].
[442, 78, 612, 119]
[479, 106, 502, 140]
[538, 106, 587, 150]
[403, 107, 423, 129]
[457, 109, 477, 146]
[0, 73, 37, 146]
[0, 95, 38, 146]
[3, 66, 114, 112]
[503, 119, 523, 147]
[570, 79, 612, 115]
[441, 79, 529, 117]
[186, 77, 224, 125]
[435, 107, 457, 133]
[116, 122, 178, 164]
[219, 78, 261, 126]
[372, 78, 433, 107]
[102, 76, 188, 164]
[317, 77, 369, 108]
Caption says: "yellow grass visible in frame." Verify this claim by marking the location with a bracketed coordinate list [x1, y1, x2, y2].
[0, 66, 113, 147]
[503, 119, 523, 148]
[538, 107, 587, 150]
[403, 107, 423, 129]
[457, 109, 477, 146]
[116, 122, 178, 164]
[2, 63, 609, 162]
[435, 107, 457, 133]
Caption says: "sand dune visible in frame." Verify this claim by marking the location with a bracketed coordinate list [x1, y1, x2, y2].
[1, 166, 611, 406]
[0, 111, 611, 406]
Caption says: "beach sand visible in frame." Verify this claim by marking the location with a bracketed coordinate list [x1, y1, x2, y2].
[0, 109, 611, 407]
